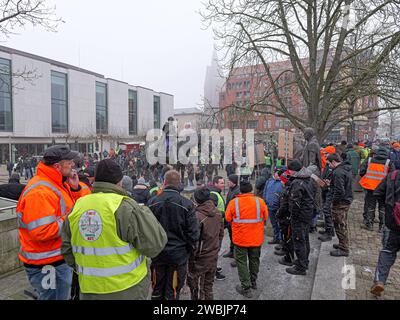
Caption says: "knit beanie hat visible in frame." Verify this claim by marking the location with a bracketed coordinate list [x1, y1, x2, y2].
[228, 174, 238, 185]
[194, 188, 210, 204]
[95, 159, 123, 184]
[121, 176, 133, 192]
[288, 159, 303, 172]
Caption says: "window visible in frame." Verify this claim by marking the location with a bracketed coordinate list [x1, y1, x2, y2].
[247, 120, 258, 129]
[51, 71, 68, 133]
[154, 96, 161, 129]
[0, 58, 12, 132]
[231, 121, 240, 129]
[96, 82, 108, 134]
[128, 90, 138, 135]
[285, 96, 292, 111]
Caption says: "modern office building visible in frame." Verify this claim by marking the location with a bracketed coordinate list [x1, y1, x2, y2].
[0, 45, 174, 162]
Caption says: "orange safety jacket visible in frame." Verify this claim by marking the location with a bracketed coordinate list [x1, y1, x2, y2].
[321, 150, 327, 173]
[225, 194, 268, 247]
[359, 158, 391, 190]
[17, 162, 91, 266]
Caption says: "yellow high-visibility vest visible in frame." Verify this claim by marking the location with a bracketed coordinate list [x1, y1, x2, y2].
[68, 193, 147, 294]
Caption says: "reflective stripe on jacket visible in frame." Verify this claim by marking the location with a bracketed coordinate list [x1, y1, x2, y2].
[359, 158, 390, 190]
[225, 194, 268, 247]
[68, 193, 147, 294]
[17, 162, 90, 265]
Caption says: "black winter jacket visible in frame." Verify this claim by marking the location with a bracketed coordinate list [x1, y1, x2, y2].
[226, 185, 240, 207]
[0, 183, 26, 201]
[131, 186, 151, 205]
[255, 176, 267, 197]
[148, 186, 199, 265]
[288, 168, 317, 224]
[330, 160, 353, 206]
[374, 170, 400, 232]
[277, 178, 294, 226]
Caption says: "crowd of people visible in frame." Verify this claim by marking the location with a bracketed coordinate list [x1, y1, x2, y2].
[5, 132, 400, 300]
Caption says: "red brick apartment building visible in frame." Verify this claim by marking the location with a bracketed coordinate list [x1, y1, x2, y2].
[219, 58, 378, 142]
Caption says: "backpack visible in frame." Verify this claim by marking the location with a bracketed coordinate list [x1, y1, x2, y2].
[390, 170, 400, 226]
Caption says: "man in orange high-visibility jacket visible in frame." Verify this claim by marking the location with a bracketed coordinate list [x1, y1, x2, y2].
[225, 178, 268, 299]
[359, 147, 394, 232]
[17, 145, 91, 300]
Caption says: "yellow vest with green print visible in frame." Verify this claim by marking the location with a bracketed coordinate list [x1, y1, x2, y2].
[68, 193, 147, 294]
[211, 191, 225, 214]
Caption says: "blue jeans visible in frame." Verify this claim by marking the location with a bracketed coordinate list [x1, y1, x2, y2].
[374, 230, 400, 284]
[25, 263, 73, 300]
[269, 208, 281, 241]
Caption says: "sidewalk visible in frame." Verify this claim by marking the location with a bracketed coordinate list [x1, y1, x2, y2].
[346, 193, 400, 300]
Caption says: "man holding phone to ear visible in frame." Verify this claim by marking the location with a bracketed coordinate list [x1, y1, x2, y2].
[17, 145, 91, 300]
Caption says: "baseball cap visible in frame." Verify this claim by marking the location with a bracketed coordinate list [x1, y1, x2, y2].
[43, 145, 79, 165]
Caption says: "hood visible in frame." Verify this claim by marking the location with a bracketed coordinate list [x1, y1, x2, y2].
[374, 154, 389, 161]
[93, 181, 128, 197]
[293, 167, 313, 179]
[134, 184, 148, 190]
[255, 176, 267, 189]
[261, 167, 271, 178]
[307, 164, 320, 176]
[196, 200, 218, 217]
[337, 160, 353, 172]
[208, 186, 222, 194]
[132, 188, 149, 196]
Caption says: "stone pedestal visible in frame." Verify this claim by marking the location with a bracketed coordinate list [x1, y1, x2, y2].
[0, 199, 22, 276]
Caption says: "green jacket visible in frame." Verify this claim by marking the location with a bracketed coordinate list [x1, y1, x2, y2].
[61, 182, 168, 300]
[346, 149, 361, 175]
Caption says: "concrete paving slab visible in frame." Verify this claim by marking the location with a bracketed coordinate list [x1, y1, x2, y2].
[311, 239, 346, 300]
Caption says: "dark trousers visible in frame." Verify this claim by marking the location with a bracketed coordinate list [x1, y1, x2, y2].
[280, 223, 294, 263]
[374, 230, 400, 284]
[332, 203, 351, 253]
[188, 259, 217, 300]
[70, 271, 80, 300]
[291, 220, 310, 272]
[322, 189, 334, 234]
[363, 190, 385, 227]
[225, 222, 234, 253]
[269, 208, 281, 241]
[150, 263, 187, 300]
[234, 245, 261, 289]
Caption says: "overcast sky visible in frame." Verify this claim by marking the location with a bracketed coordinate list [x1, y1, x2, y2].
[5, 0, 215, 109]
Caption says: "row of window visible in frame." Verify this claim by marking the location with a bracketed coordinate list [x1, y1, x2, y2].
[227, 80, 251, 90]
[229, 118, 293, 130]
[53, 73, 161, 135]
[0, 58, 162, 134]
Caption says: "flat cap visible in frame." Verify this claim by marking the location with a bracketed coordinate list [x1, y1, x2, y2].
[43, 145, 79, 165]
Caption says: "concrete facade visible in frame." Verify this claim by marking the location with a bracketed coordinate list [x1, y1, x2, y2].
[0, 45, 174, 162]
[174, 108, 203, 131]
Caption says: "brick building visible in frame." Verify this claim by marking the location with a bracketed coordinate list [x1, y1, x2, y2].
[219, 58, 378, 143]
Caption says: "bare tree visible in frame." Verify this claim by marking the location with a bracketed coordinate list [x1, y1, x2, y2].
[0, 0, 62, 88]
[379, 109, 400, 138]
[201, 0, 400, 140]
